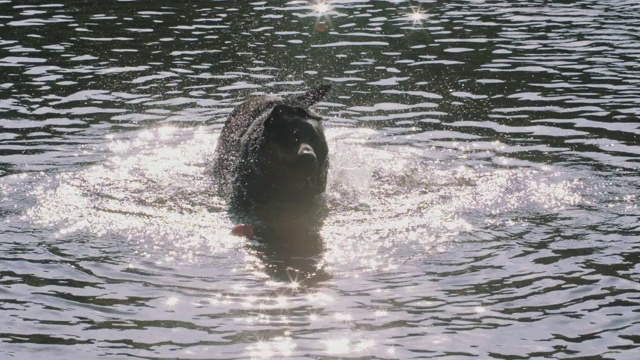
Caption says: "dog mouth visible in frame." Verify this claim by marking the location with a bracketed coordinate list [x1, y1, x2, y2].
[276, 150, 319, 182]
[271, 173, 316, 191]
[280, 174, 315, 189]
[257, 142, 320, 191]
[257, 160, 314, 188]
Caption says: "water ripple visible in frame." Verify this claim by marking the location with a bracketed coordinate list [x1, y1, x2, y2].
[1, 0, 639, 358]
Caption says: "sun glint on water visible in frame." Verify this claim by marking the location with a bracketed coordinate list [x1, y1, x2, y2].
[314, 1, 331, 14]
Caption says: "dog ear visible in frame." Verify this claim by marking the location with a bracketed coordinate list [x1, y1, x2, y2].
[290, 83, 332, 108]
[264, 104, 294, 127]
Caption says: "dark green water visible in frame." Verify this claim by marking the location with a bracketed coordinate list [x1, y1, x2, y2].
[1, 0, 639, 359]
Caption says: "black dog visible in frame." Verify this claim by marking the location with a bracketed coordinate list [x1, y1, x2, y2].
[212, 84, 331, 212]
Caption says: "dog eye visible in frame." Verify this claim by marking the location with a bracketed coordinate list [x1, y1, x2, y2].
[289, 130, 300, 145]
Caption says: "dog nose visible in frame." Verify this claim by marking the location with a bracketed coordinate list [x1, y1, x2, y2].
[296, 143, 317, 172]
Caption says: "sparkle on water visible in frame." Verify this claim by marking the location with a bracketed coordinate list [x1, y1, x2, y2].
[1, 0, 638, 358]
[409, 5, 428, 25]
[25, 127, 583, 276]
[310, 0, 333, 30]
[313, 1, 331, 15]
[16, 123, 589, 355]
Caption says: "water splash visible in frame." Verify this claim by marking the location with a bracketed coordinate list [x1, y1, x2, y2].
[22, 126, 583, 276]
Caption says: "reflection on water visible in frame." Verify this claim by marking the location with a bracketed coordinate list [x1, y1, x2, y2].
[246, 221, 328, 285]
[1, 0, 639, 358]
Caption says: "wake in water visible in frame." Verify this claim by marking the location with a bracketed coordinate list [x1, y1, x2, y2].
[19, 125, 584, 282]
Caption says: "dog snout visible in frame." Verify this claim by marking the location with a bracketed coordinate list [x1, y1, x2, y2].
[296, 143, 317, 171]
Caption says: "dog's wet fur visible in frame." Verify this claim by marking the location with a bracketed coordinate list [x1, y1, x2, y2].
[212, 84, 331, 216]
[211, 85, 332, 284]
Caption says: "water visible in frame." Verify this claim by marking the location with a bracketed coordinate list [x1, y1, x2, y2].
[1, 0, 639, 358]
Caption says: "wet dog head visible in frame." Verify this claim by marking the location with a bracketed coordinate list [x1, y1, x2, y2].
[215, 84, 331, 206]
[259, 104, 328, 184]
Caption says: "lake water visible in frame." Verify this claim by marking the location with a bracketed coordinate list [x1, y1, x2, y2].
[1, 0, 639, 359]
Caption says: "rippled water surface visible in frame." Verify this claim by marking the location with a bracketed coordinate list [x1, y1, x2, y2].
[1, 0, 639, 359]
